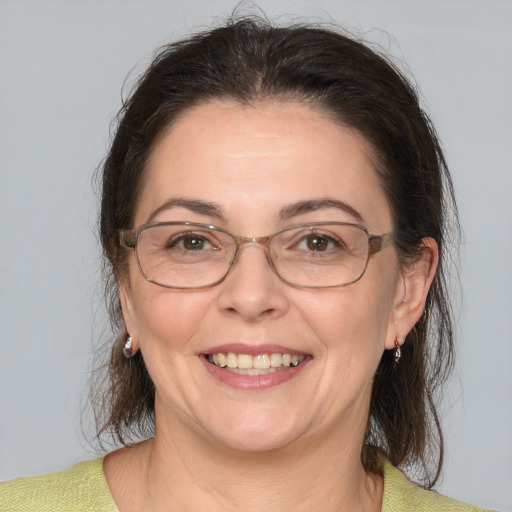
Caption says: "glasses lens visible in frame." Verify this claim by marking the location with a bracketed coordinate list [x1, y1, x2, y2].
[133, 222, 371, 289]
[270, 224, 370, 287]
[136, 224, 235, 288]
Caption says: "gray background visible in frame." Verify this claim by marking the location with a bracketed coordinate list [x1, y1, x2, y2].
[1, 1, 511, 510]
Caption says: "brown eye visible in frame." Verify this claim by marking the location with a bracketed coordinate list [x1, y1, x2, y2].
[306, 234, 329, 251]
[182, 235, 205, 250]
[168, 233, 212, 251]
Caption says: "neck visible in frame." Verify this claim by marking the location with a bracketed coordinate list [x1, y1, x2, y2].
[129, 412, 383, 512]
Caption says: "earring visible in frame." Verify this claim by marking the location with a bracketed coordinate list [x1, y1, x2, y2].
[393, 336, 404, 364]
[122, 336, 137, 359]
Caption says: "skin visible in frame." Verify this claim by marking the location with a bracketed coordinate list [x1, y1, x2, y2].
[104, 100, 438, 511]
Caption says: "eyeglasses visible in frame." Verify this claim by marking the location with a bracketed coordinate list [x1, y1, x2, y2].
[120, 221, 394, 289]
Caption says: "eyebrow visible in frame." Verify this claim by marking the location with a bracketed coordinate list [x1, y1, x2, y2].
[147, 196, 364, 225]
[147, 198, 225, 223]
[279, 198, 364, 223]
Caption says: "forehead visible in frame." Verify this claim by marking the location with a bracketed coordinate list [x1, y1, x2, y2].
[138, 100, 392, 232]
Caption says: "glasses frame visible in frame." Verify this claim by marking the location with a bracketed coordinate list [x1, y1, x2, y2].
[120, 221, 394, 289]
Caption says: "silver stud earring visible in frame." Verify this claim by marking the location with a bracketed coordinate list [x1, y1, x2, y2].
[122, 336, 136, 359]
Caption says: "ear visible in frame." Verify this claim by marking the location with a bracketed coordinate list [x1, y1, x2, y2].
[385, 237, 439, 350]
[119, 283, 140, 352]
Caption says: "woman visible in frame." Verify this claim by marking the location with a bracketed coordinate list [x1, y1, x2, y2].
[1, 17, 494, 511]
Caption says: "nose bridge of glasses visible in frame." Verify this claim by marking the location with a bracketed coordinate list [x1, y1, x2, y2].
[233, 234, 271, 250]
[230, 235, 275, 270]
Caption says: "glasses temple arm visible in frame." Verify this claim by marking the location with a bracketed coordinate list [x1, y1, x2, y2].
[120, 230, 137, 249]
[368, 232, 394, 254]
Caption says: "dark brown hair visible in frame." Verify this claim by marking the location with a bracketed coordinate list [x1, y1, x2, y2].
[95, 16, 457, 487]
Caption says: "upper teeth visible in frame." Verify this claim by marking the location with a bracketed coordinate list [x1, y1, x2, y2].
[207, 353, 305, 369]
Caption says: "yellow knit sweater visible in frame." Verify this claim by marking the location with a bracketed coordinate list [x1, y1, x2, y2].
[1, 457, 493, 511]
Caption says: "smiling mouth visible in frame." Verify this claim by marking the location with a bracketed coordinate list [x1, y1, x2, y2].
[206, 353, 306, 375]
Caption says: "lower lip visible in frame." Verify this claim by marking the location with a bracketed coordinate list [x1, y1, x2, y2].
[200, 355, 310, 390]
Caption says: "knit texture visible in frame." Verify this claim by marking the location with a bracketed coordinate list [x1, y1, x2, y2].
[0, 458, 117, 512]
[381, 459, 493, 511]
[1, 457, 493, 511]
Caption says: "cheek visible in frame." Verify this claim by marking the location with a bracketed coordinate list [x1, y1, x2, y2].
[297, 263, 399, 357]
[299, 273, 398, 411]
[126, 264, 215, 352]
[301, 289, 392, 343]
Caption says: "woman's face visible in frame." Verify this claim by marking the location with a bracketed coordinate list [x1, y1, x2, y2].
[121, 100, 406, 452]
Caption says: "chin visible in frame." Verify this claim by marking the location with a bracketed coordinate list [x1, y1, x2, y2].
[212, 430, 301, 454]
[198, 409, 307, 454]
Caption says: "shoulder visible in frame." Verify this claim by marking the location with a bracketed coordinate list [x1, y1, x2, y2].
[382, 459, 494, 512]
[0, 458, 118, 512]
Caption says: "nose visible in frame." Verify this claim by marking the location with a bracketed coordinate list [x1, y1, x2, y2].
[216, 242, 289, 322]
